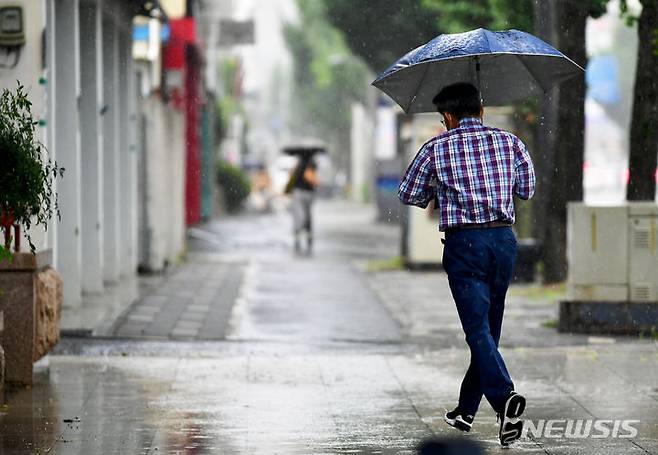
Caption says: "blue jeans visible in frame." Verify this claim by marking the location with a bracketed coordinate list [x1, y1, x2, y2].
[442, 227, 517, 416]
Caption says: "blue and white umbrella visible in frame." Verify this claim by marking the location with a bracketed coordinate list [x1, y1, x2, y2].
[372, 28, 584, 113]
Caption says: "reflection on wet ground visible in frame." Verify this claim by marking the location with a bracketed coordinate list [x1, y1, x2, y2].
[4, 342, 658, 454]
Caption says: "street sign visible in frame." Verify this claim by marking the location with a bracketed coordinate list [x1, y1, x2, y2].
[219, 20, 255, 46]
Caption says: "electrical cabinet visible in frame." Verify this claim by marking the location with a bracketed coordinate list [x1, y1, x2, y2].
[628, 203, 658, 301]
[403, 114, 444, 267]
[567, 202, 658, 302]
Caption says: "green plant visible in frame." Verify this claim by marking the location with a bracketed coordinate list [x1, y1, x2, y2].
[366, 256, 404, 272]
[284, 1, 369, 159]
[216, 161, 251, 213]
[541, 319, 558, 329]
[0, 82, 63, 253]
[639, 326, 658, 341]
[0, 244, 10, 263]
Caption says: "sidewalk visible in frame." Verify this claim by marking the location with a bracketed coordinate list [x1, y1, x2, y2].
[110, 259, 244, 340]
[367, 270, 590, 348]
[12, 340, 657, 455]
[2, 199, 657, 454]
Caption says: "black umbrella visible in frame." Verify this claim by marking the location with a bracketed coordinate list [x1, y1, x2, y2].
[373, 28, 584, 112]
[282, 145, 326, 159]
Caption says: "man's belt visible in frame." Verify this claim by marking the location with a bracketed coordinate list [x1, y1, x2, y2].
[445, 220, 512, 234]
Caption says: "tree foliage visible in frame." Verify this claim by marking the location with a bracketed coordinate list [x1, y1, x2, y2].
[422, 0, 534, 33]
[0, 244, 10, 262]
[216, 160, 251, 213]
[323, 0, 442, 73]
[285, 0, 368, 149]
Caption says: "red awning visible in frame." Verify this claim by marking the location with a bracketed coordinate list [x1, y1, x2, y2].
[163, 17, 196, 70]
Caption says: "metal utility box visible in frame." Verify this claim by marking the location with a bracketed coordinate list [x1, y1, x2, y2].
[567, 203, 658, 302]
[401, 114, 444, 267]
[562, 202, 658, 335]
[567, 204, 629, 301]
[628, 203, 658, 302]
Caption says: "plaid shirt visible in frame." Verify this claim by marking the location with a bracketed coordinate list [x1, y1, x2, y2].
[398, 117, 535, 231]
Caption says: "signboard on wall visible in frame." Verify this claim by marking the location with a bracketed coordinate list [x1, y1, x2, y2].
[218, 20, 254, 46]
[160, 0, 186, 19]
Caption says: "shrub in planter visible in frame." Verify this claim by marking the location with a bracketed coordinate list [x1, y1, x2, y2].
[0, 83, 63, 253]
[217, 160, 251, 213]
[0, 83, 64, 386]
[0, 246, 10, 262]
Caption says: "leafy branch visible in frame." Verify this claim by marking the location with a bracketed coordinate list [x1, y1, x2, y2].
[0, 82, 64, 253]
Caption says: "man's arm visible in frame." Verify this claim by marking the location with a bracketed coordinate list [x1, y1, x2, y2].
[398, 143, 436, 208]
[513, 140, 536, 200]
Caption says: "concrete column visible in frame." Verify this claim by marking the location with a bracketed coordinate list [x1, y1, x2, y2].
[118, 29, 136, 276]
[45, 0, 58, 260]
[127, 41, 139, 274]
[350, 102, 374, 203]
[135, 67, 150, 269]
[79, 0, 104, 293]
[54, 0, 82, 308]
[101, 13, 120, 283]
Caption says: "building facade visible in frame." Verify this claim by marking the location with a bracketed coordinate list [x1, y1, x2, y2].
[0, 0, 214, 331]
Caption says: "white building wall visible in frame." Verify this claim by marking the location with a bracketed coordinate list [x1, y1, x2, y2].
[168, 107, 186, 261]
[1, 0, 187, 329]
[0, 0, 50, 251]
[138, 95, 186, 271]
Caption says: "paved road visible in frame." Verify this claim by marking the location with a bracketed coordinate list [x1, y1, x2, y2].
[4, 200, 657, 454]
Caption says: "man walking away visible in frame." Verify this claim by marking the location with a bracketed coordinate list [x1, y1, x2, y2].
[398, 82, 536, 446]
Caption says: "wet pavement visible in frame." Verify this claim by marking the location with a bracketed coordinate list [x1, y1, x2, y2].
[110, 260, 244, 340]
[2, 200, 657, 454]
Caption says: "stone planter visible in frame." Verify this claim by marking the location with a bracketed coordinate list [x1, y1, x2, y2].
[558, 300, 658, 335]
[0, 250, 62, 385]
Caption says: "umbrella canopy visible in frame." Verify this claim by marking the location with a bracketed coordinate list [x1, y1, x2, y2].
[372, 28, 584, 113]
[282, 145, 327, 159]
